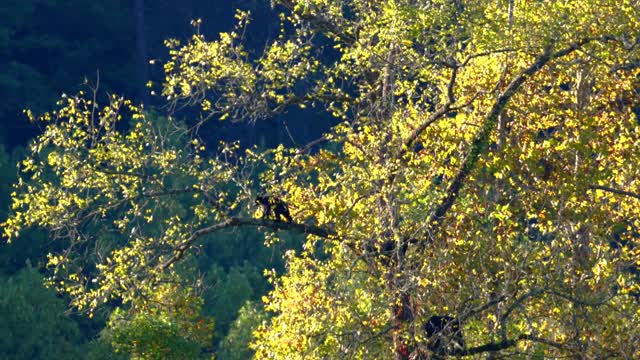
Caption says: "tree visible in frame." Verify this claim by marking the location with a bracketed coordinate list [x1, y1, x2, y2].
[103, 284, 214, 360]
[3, 0, 640, 359]
[217, 301, 268, 360]
[0, 267, 84, 359]
[203, 263, 257, 335]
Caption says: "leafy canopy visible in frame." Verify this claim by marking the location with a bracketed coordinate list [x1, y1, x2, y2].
[3, 0, 640, 359]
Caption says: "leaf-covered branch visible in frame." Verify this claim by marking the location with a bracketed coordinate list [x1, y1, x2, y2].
[590, 184, 640, 201]
[4, 1, 640, 359]
[427, 37, 600, 236]
[275, 0, 356, 45]
[461, 334, 565, 356]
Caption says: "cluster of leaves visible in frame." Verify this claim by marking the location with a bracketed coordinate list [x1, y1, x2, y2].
[3, 92, 255, 313]
[105, 284, 214, 360]
[3, 0, 640, 359]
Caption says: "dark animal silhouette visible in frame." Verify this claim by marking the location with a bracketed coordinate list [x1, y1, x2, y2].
[424, 315, 465, 355]
[365, 238, 416, 266]
[255, 196, 292, 222]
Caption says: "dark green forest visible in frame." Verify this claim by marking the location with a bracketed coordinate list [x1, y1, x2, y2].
[0, 1, 310, 358]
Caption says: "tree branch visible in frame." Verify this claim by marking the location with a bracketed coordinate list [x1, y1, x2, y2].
[297, 135, 329, 154]
[589, 184, 640, 201]
[160, 217, 334, 270]
[425, 38, 598, 240]
[400, 65, 458, 156]
[459, 333, 565, 355]
[275, 0, 355, 45]
[400, 47, 524, 156]
[499, 289, 544, 341]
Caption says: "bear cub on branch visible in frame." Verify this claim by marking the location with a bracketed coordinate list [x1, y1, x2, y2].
[424, 315, 465, 355]
[255, 196, 292, 223]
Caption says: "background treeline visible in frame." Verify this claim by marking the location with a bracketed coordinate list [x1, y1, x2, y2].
[0, 1, 319, 358]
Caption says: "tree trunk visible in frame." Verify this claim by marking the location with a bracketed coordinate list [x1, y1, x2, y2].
[391, 290, 414, 359]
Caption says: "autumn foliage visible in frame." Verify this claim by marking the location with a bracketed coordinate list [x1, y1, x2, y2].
[3, 0, 640, 358]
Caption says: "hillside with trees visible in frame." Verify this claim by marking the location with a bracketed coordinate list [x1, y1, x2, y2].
[2, 0, 640, 359]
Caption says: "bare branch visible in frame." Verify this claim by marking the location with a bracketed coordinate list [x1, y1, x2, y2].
[297, 135, 329, 154]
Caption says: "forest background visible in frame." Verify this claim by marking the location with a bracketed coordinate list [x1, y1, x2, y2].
[0, 1, 284, 359]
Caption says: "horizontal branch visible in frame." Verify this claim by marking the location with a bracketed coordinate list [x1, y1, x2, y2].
[298, 135, 329, 154]
[459, 333, 564, 356]
[160, 217, 334, 270]
[589, 184, 640, 201]
[611, 58, 640, 72]
[267, 93, 350, 117]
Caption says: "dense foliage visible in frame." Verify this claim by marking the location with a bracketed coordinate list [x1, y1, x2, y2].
[0, 267, 84, 359]
[0, 1, 282, 358]
[3, 0, 640, 359]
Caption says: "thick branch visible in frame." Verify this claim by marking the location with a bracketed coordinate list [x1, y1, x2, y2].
[160, 217, 334, 270]
[425, 38, 597, 237]
[400, 66, 458, 155]
[459, 334, 564, 355]
[589, 184, 640, 201]
[461, 336, 521, 355]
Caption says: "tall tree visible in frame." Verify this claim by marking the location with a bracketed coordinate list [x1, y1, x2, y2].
[4, 1, 640, 358]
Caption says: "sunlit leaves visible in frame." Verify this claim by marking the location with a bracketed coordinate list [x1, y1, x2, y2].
[106, 284, 214, 360]
[2, 92, 254, 314]
[3, 0, 640, 359]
